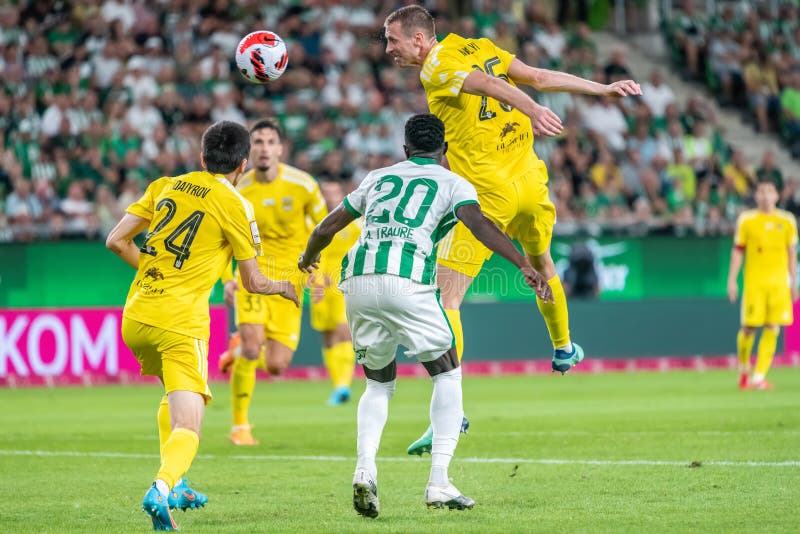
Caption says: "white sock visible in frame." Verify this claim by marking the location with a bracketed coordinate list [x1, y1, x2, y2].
[356, 378, 395, 479]
[155, 478, 170, 497]
[556, 342, 573, 353]
[429, 367, 463, 487]
[752, 373, 765, 383]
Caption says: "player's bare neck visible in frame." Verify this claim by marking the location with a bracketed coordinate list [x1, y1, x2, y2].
[255, 168, 279, 184]
[419, 37, 437, 63]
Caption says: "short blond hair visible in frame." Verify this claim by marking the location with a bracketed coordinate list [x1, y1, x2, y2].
[384, 5, 435, 37]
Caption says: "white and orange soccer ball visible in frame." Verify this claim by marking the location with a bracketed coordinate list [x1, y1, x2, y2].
[235, 31, 288, 83]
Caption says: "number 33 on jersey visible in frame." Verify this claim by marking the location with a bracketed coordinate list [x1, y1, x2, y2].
[123, 170, 261, 340]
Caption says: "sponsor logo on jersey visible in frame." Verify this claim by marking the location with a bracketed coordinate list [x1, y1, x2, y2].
[144, 267, 165, 281]
[500, 121, 520, 139]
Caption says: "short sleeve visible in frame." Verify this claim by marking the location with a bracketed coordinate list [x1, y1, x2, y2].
[733, 214, 748, 248]
[490, 39, 516, 69]
[786, 213, 798, 247]
[343, 173, 374, 217]
[420, 44, 471, 101]
[451, 176, 479, 220]
[221, 193, 262, 261]
[126, 178, 162, 219]
[306, 182, 328, 225]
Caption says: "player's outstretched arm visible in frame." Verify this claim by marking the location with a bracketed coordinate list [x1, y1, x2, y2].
[462, 70, 563, 136]
[299, 203, 356, 273]
[238, 258, 299, 307]
[106, 213, 151, 269]
[456, 203, 553, 303]
[507, 58, 642, 98]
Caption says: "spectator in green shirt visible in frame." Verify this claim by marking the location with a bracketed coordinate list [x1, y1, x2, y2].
[780, 71, 800, 140]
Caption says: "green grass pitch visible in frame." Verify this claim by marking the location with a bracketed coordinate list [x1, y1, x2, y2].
[1, 369, 798, 533]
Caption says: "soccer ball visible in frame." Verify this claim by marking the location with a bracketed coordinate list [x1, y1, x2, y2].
[235, 31, 288, 83]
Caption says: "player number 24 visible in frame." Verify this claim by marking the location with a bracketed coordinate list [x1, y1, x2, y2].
[139, 198, 205, 269]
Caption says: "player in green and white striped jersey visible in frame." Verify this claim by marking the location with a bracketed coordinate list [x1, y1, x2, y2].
[299, 114, 552, 516]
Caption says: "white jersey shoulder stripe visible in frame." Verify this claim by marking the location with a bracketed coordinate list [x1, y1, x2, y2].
[217, 177, 255, 221]
[280, 164, 317, 193]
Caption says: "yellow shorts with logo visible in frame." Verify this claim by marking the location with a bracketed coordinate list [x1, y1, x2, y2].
[121, 317, 211, 403]
[437, 161, 556, 278]
[741, 283, 793, 326]
[310, 283, 348, 332]
[235, 269, 305, 351]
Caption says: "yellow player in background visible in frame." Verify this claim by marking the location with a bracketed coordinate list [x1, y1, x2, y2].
[309, 180, 361, 405]
[728, 177, 798, 391]
[105, 120, 297, 529]
[383, 5, 641, 455]
[219, 118, 327, 445]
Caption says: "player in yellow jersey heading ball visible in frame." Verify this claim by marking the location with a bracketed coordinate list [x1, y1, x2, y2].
[106, 120, 298, 530]
[383, 5, 642, 454]
[728, 177, 798, 391]
[310, 180, 361, 406]
[219, 118, 327, 446]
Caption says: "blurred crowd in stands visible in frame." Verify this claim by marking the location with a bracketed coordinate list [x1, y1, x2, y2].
[0, 0, 796, 243]
[664, 1, 800, 144]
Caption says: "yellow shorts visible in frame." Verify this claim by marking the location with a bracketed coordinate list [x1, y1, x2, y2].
[741, 284, 793, 326]
[121, 317, 211, 403]
[437, 161, 555, 278]
[235, 273, 305, 351]
[310, 284, 347, 332]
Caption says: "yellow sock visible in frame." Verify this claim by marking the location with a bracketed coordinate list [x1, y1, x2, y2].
[156, 428, 199, 489]
[256, 345, 267, 372]
[737, 330, 755, 372]
[754, 327, 779, 378]
[322, 346, 339, 386]
[536, 275, 570, 348]
[231, 357, 259, 427]
[157, 395, 171, 458]
[332, 340, 355, 388]
[444, 309, 464, 362]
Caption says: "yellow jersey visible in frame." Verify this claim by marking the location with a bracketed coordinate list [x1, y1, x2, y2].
[319, 219, 362, 281]
[734, 209, 797, 287]
[420, 33, 539, 194]
[236, 163, 327, 277]
[123, 170, 261, 340]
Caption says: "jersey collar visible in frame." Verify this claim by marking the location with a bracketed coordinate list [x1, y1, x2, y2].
[408, 157, 437, 166]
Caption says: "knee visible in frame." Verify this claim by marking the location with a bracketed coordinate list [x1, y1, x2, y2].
[741, 326, 757, 336]
[267, 362, 288, 376]
[439, 286, 464, 309]
[241, 339, 261, 361]
[531, 255, 556, 280]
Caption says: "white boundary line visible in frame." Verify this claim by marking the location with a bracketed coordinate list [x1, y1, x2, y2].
[495, 430, 800, 437]
[1, 449, 798, 467]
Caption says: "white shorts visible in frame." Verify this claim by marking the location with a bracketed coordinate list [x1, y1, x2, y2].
[340, 274, 454, 370]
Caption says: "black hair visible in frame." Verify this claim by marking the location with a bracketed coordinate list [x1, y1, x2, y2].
[201, 120, 250, 174]
[250, 117, 284, 140]
[405, 113, 445, 154]
[756, 174, 780, 191]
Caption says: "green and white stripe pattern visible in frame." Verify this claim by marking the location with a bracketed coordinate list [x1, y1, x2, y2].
[340, 157, 478, 286]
